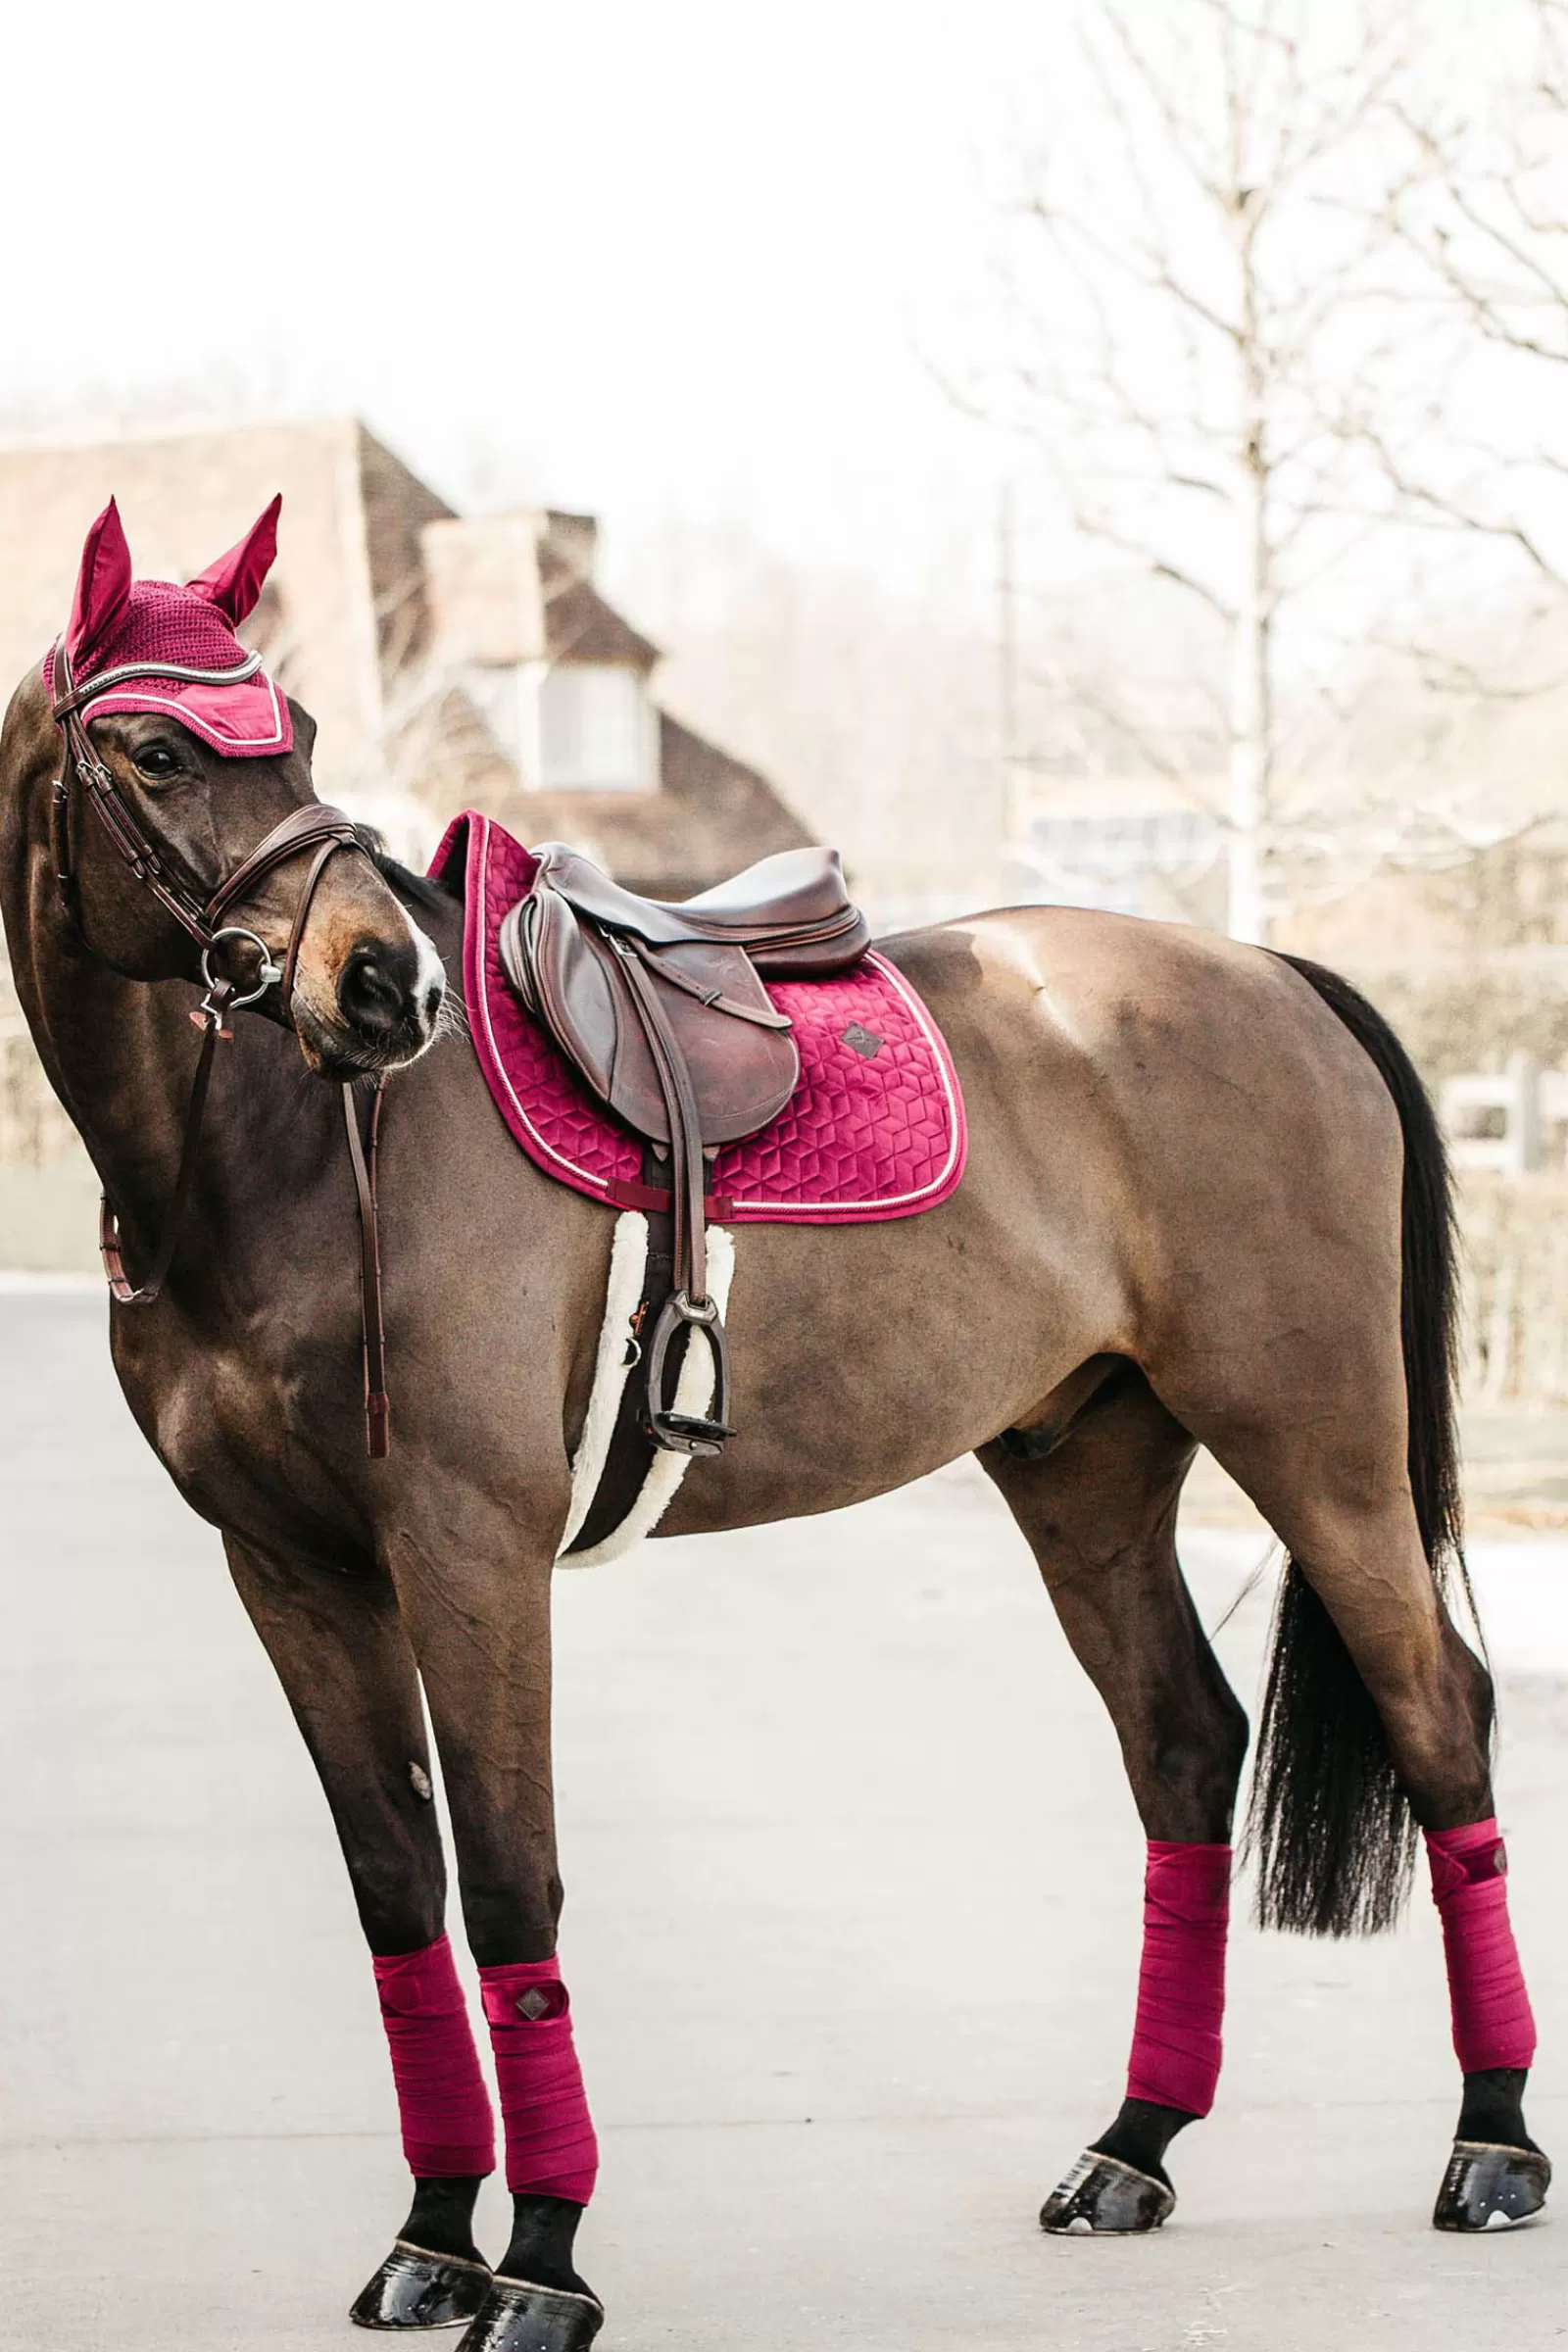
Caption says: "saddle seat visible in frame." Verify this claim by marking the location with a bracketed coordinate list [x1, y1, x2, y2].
[499, 840, 871, 1459]
[530, 842, 866, 967]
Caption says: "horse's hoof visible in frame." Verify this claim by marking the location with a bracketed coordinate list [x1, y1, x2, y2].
[1040, 2149, 1175, 2234]
[457, 2276, 604, 2352]
[1434, 2140, 1551, 2232]
[350, 2241, 494, 2328]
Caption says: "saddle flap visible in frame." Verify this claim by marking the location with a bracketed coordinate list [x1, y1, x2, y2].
[500, 893, 619, 1103]
[501, 887, 801, 1147]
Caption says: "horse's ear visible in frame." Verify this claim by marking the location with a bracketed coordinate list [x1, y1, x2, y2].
[187, 494, 282, 624]
[67, 499, 133, 665]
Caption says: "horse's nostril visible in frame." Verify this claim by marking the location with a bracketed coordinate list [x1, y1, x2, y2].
[339, 944, 416, 1037]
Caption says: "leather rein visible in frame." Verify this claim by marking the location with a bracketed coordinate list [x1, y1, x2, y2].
[49, 641, 393, 1457]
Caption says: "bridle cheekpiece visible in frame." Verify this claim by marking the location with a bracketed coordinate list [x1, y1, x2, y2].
[47, 512, 397, 1458]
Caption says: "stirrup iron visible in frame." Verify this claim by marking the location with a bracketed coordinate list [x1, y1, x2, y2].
[642, 1289, 734, 1456]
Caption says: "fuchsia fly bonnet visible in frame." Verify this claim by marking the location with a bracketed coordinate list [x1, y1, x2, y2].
[49, 495, 399, 1457]
[53, 495, 292, 757]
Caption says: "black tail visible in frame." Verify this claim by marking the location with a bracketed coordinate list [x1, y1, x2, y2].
[1246, 954, 1473, 1938]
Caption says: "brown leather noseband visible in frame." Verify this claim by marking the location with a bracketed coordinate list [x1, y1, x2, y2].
[50, 641, 394, 1457]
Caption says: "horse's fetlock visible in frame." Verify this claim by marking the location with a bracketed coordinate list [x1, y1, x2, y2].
[1457, 2067, 1533, 2150]
[402, 2174, 487, 2267]
[500, 2193, 592, 2299]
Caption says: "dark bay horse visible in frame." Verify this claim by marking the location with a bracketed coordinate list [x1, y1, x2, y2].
[0, 523, 1546, 2343]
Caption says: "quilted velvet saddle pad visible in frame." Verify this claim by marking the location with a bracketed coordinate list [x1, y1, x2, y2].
[432, 813, 967, 1224]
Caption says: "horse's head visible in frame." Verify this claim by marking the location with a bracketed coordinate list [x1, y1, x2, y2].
[33, 497, 445, 1079]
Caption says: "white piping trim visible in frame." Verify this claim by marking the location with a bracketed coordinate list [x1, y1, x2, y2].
[74, 650, 263, 691]
[561, 1227, 735, 1570]
[81, 669, 288, 750]
[557, 1210, 649, 1555]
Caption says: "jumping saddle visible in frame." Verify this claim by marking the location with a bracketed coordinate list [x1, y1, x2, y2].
[500, 842, 870, 1456]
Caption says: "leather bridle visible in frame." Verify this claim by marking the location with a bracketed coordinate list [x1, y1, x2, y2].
[49, 640, 394, 1456]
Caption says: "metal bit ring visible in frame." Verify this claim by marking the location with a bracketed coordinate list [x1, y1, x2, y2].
[200, 925, 282, 1011]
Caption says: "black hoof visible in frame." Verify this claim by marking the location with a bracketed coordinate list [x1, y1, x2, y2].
[1434, 2140, 1551, 2232]
[1041, 2150, 1175, 2235]
[351, 2241, 494, 2329]
[457, 2276, 604, 2352]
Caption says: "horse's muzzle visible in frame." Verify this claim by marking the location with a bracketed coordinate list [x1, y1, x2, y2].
[297, 922, 446, 1076]
[339, 938, 428, 1035]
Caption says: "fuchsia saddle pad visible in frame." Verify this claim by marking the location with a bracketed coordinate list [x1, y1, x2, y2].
[432, 813, 967, 1224]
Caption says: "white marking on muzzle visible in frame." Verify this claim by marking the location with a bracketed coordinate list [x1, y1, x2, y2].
[411, 907, 446, 1020]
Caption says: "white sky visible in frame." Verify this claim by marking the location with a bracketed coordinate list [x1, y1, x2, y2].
[2, 1, 1057, 609]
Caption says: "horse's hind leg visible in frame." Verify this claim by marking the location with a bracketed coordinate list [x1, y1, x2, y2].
[1180, 1400, 1547, 2230]
[222, 1536, 496, 2330]
[979, 1367, 1249, 2235]
[1150, 1204, 1544, 2230]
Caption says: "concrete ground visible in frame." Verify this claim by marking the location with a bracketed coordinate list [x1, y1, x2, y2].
[3, 1294, 1567, 2350]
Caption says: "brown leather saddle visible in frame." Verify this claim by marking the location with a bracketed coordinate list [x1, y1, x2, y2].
[500, 842, 870, 1457]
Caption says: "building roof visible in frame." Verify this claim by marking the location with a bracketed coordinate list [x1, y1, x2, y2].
[358, 425, 457, 670]
[0, 416, 812, 898]
[543, 574, 661, 671]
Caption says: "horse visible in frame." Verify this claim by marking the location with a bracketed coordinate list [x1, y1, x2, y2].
[0, 503, 1545, 2350]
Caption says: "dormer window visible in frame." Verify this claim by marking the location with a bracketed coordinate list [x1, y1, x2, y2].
[417, 507, 663, 796]
[539, 662, 658, 793]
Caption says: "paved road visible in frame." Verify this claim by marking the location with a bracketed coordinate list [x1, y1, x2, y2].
[2, 1294, 1566, 2351]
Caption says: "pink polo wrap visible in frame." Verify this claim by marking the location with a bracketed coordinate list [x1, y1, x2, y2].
[1126, 1840, 1230, 2118]
[479, 1956, 600, 2203]
[1426, 1819, 1537, 2073]
[372, 1934, 496, 2178]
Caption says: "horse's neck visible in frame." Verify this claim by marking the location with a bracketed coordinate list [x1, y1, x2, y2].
[23, 898, 333, 1276]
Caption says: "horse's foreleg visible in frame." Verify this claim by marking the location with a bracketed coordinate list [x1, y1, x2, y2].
[222, 1536, 496, 2329]
[390, 1529, 604, 2352]
[979, 1369, 1249, 2236]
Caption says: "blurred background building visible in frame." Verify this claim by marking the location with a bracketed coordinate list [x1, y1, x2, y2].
[0, 419, 812, 1267]
[0, 421, 809, 887]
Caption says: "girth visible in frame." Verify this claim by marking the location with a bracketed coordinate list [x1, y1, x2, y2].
[49, 641, 394, 1457]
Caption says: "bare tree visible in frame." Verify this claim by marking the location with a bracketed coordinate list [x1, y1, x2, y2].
[976, 0, 1537, 945]
[1364, 0, 1568, 610]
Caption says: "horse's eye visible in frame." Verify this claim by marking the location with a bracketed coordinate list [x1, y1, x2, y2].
[133, 745, 179, 782]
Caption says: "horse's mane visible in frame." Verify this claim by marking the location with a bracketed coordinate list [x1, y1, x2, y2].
[353, 826, 459, 912]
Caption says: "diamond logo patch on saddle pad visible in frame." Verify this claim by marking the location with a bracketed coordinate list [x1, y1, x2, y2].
[433, 813, 967, 1226]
